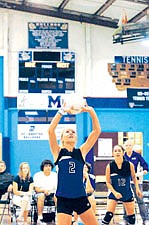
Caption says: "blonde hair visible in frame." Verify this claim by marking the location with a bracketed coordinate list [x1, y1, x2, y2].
[60, 128, 77, 148]
[18, 162, 30, 179]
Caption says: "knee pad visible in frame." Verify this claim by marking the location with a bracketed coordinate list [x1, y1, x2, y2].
[127, 214, 135, 224]
[102, 211, 113, 224]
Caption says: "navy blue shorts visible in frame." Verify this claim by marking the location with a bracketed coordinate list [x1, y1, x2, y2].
[56, 196, 91, 215]
[108, 193, 134, 202]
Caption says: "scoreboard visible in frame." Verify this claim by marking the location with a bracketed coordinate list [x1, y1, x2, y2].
[18, 51, 75, 93]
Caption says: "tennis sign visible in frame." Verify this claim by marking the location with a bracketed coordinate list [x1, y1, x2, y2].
[127, 88, 149, 108]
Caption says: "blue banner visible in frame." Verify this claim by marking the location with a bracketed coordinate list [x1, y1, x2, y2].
[127, 88, 149, 108]
[18, 110, 47, 124]
[18, 110, 76, 124]
[28, 22, 68, 49]
[115, 56, 149, 64]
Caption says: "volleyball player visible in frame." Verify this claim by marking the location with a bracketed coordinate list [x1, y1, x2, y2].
[48, 104, 100, 225]
[101, 145, 142, 225]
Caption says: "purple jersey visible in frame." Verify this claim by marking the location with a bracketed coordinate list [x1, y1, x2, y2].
[124, 151, 148, 173]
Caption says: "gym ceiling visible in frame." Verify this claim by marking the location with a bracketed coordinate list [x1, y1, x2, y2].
[0, 0, 148, 29]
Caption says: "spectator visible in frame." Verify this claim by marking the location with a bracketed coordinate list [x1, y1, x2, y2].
[133, 144, 144, 185]
[0, 160, 13, 199]
[124, 140, 148, 225]
[33, 159, 57, 225]
[13, 162, 34, 225]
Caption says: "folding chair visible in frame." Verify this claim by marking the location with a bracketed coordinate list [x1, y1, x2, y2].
[42, 197, 56, 223]
[10, 193, 56, 223]
[10, 195, 37, 223]
[32, 193, 56, 223]
[0, 192, 12, 223]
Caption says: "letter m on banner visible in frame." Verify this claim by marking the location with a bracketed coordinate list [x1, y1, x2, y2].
[48, 95, 61, 109]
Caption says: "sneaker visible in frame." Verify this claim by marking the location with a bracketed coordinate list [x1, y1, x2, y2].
[37, 219, 47, 224]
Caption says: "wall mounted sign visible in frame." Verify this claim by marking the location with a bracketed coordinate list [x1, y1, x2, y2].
[28, 22, 68, 49]
[127, 88, 149, 108]
[108, 56, 149, 91]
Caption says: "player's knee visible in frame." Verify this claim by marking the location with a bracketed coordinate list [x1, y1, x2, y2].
[127, 214, 135, 224]
[102, 211, 113, 224]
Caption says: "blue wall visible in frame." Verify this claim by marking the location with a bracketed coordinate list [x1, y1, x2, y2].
[2, 97, 149, 180]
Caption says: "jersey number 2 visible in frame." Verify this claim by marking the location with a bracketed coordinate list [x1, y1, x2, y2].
[69, 161, 75, 173]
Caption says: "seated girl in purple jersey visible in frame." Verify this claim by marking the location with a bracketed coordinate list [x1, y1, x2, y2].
[102, 145, 143, 225]
[48, 103, 101, 225]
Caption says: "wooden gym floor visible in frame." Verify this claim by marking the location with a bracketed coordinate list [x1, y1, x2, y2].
[0, 214, 148, 225]
[0, 204, 148, 225]
[0, 192, 149, 225]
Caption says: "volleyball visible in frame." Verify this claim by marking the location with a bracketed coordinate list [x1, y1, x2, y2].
[62, 94, 86, 114]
